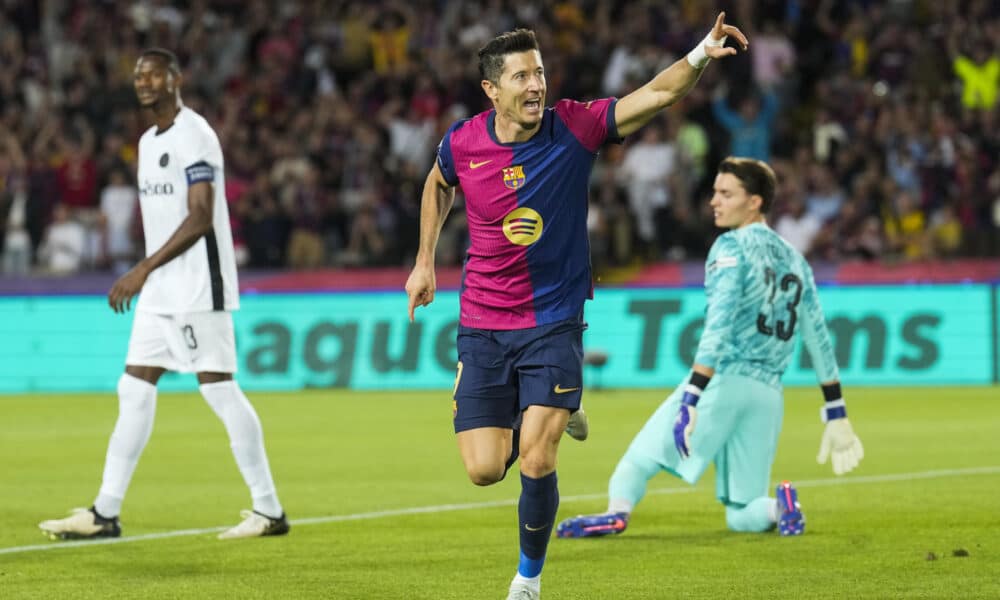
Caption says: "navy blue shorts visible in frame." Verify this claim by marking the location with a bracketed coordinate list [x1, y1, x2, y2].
[453, 316, 586, 433]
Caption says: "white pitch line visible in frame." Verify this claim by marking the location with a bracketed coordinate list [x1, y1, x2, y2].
[2, 465, 998, 557]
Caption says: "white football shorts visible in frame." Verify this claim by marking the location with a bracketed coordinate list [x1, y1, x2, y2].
[125, 310, 238, 374]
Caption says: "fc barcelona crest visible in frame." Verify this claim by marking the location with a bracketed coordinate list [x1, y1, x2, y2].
[503, 165, 526, 190]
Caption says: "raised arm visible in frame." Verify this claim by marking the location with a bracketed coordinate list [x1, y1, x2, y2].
[108, 180, 215, 313]
[404, 161, 456, 321]
[615, 12, 748, 138]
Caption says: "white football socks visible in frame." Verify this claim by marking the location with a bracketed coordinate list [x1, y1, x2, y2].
[511, 573, 541, 594]
[200, 380, 283, 518]
[94, 373, 158, 518]
[768, 497, 780, 523]
[607, 498, 634, 515]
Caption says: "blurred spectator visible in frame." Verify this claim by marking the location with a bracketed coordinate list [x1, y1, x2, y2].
[240, 174, 290, 268]
[804, 165, 846, 224]
[38, 203, 86, 274]
[99, 167, 138, 274]
[671, 101, 710, 192]
[952, 46, 999, 110]
[341, 192, 389, 267]
[842, 215, 886, 261]
[285, 162, 327, 269]
[369, 5, 412, 76]
[618, 120, 677, 258]
[0, 0, 995, 278]
[927, 203, 963, 258]
[378, 95, 435, 175]
[1, 174, 31, 275]
[750, 20, 795, 89]
[884, 190, 927, 261]
[774, 195, 821, 255]
[54, 131, 98, 213]
[812, 109, 848, 165]
[712, 87, 779, 162]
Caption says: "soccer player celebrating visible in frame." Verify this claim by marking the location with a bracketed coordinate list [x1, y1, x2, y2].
[405, 15, 747, 600]
[556, 158, 864, 540]
[39, 49, 288, 541]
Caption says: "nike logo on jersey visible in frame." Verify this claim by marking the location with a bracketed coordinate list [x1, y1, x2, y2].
[554, 385, 580, 394]
[469, 159, 492, 169]
[524, 522, 549, 532]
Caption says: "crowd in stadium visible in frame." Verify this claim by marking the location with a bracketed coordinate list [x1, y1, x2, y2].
[0, 0, 997, 276]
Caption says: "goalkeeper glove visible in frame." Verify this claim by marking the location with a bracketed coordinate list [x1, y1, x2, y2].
[673, 376, 707, 458]
[816, 387, 864, 475]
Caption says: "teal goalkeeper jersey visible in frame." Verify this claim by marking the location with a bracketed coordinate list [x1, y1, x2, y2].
[693, 222, 839, 387]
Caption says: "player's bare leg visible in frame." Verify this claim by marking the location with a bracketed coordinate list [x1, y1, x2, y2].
[456, 426, 515, 486]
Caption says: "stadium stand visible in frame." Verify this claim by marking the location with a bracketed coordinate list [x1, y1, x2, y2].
[0, 0, 997, 279]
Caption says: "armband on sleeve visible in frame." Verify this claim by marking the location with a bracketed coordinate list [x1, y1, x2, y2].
[185, 161, 215, 185]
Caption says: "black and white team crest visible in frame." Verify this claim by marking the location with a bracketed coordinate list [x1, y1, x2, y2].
[159, 153, 169, 167]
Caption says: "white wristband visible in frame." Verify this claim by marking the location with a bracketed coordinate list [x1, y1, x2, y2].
[820, 399, 847, 423]
[686, 31, 727, 69]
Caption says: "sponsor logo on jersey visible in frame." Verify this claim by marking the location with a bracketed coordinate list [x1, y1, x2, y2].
[707, 256, 738, 272]
[502, 207, 543, 246]
[139, 180, 176, 197]
[502, 165, 526, 190]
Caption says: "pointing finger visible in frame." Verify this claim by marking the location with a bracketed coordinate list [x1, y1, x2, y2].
[714, 12, 726, 35]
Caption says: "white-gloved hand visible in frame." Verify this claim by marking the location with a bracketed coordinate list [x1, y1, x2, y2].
[817, 418, 864, 475]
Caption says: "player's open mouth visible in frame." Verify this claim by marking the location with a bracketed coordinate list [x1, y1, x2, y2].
[524, 99, 541, 113]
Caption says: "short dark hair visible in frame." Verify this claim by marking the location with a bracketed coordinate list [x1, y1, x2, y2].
[477, 29, 539, 83]
[140, 48, 182, 76]
[718, 157, 777, 213]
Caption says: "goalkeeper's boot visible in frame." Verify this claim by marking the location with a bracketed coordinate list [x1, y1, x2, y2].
[218, 510, 290, 540]
[565, 404, 589, 441]
[39, 506, 121, 541]
[555, 511, 628, 538]
[775, 481, 805, 536]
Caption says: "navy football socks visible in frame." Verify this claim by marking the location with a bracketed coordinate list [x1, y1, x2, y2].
[517, 471, 559, 578]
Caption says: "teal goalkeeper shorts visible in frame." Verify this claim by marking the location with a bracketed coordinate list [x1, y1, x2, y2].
[623, 373, 783, 506]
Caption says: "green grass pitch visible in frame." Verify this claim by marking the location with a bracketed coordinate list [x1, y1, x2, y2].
[1, 387, 998, 599]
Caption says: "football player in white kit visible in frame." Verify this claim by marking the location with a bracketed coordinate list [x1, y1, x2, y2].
[39, 49, 289, 541]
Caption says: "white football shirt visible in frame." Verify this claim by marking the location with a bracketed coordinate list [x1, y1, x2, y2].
[135, 106, 239, 313]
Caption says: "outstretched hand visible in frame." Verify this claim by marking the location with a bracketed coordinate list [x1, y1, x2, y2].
[707, 11, 749, 58]
[817, 418, 864, 475]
